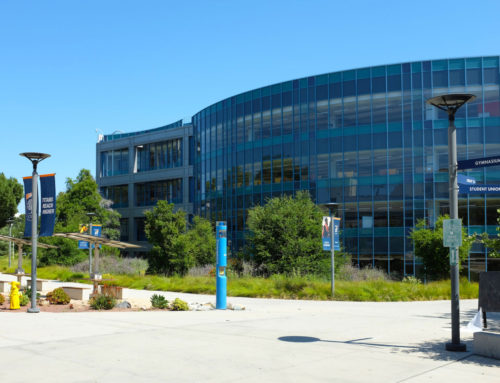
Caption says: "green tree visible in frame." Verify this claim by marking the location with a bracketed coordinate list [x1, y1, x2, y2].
[480, 208, 500, 257]
[0, 215, 24, 257]
[0, 173, 23, 228]
[144, 200, 189, 275]
[39, 169, 121, 266]
[181, 216, 215, 266]
[55, 169, 120, 238]
[243, 191, 333, 276]
[409, 215, 475, 280]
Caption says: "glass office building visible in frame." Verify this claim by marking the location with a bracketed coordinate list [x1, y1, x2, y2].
[192, 56, 500, 276]
[96, 120, 194, 252]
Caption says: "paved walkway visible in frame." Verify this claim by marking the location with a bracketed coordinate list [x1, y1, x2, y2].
[1, 275, 499, 382]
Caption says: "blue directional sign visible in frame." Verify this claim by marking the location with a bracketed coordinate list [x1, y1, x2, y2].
[457, 174, 476, 185]
[458, 155, 500, 170]
[459, 184, 500, 194]
[78, 241, 89, 249]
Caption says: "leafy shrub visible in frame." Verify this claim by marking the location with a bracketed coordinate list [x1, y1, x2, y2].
[0, 293, 4, 305]
[46, 288, 71, 304]
[337, 264, 389, 281]
[23, 287, 41, 300]
[89, 294, 116, 310]
[409, 215, 475, 280]
[71, 256, 148, 276]
[170, 298, 189, 311]
[19, 294, 30, 306]
[150, 294, 169, 309]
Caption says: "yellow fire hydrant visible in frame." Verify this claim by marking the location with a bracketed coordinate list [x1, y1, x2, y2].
[10, 281, 21, 310]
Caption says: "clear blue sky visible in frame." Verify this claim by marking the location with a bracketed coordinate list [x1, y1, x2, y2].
[1, 0, 499, 212]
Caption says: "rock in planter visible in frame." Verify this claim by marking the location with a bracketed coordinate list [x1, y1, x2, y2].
[116, 301, 131, 309]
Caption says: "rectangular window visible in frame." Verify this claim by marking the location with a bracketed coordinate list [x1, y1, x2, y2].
[120, 218, 129, 241]
[135, 179, 183, 206]
[100, 148, 129, 177]
[135, 217, 146, 241]
[136, 138, 183, 172]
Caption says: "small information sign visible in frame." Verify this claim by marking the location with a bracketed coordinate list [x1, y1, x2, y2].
[443, 219, 462, 248]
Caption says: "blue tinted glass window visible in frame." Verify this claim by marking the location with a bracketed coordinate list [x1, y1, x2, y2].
[388, 132, 402, 148]
[252, 98, 261, 112]
[282, 91, 292, 106]
[262, 96, 270, 110]
[357, 78, 370, 94]
[412, 72, 422, 89]
[387, 75, 401, 91]
[373, 133, 386, 149]
[434, 129, 447, 145]
[316, 85, 327, 100]
[467, 68, 482, 85]
[317, 139, 328, 153]
[484, 68, 499, 84]
[433, 70, 448, 87]
[343, 80, 355, 97]
[358, 134, 371, 150]
[343, 136, 356, 151]
[450, 69, 465, 86]
[329, 82, 341, 98]
[272, 93, 281, 108]
[372, 76, 386, 93]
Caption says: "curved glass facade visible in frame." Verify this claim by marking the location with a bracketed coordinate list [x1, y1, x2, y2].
[193, 56, 500, 275]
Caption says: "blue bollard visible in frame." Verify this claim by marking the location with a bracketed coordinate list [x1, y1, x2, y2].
[216, 221, 227, 309]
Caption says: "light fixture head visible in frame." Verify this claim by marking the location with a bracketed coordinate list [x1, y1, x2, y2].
[426, 94, 476, 112]
[322, 202, 339, 213]
[19, 152, 51, 162]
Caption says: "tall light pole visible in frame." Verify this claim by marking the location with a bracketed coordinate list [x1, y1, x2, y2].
[426, 94, 475, 352]
[323, 202, 339, 296]
[86, 212, 96, 276]
[6, 218, 15, 268]
[20, 152, 50, 314]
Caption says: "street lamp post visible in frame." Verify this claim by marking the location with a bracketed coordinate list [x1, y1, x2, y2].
[86, 212, 96, 276]
[324, 202, 339, 296]
[426, 94, 475, 352]
[6, 218, 15, 268]
[20, 152, 50, 314]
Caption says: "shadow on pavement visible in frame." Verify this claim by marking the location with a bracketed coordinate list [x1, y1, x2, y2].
[278, 336, 500, 366]
[278, 336, 419, 349]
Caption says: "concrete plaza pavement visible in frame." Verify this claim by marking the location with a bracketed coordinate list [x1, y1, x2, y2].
[1, 292, 499, 383]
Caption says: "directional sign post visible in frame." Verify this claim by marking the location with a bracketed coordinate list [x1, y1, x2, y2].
[459, 184, 500, 194]
[458, 155, 500, 170]
[427, 94, 475, 352]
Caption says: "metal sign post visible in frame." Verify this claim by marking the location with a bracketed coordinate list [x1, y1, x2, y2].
[427, 94, 475, 352]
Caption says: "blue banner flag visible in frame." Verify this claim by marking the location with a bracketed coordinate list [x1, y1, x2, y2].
[39, 174, 56, 237]
[23, 176, 36, 238]
[459, 184, 500, 194]
[458, 155, 500, 170]
[333, 217, 341, 251]
[322, 216, 332, 251]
